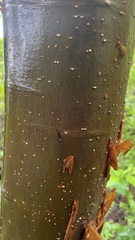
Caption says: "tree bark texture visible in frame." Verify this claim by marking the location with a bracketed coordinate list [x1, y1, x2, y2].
[1, 0, 135, 239]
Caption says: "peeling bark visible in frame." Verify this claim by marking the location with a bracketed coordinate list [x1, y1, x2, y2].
[96, 188, 116, 230]
[1, 0, 135, 239]
[64, 199, 79, 240]
[63, 156, 75, 175]
[117, 42, 126, 59]
[106, 138, 133, 178]
[82, 224, 102, 240]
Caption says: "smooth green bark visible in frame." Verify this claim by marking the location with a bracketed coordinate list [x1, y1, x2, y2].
[1, 0, 135, 239]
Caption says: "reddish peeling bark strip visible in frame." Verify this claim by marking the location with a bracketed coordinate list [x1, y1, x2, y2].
[82, 224, 102, 240]
[96, 188, 116, 232]
[106, 139, 133, 179]
[117, 42, 126, 58]
[64, 199, 79, 240]
[106, 113, 133, 179]
[82, 188, 116, 240]
[116, 139, 133, 155]
[63, 156, 75, 174]
[108, 140, 118, 170]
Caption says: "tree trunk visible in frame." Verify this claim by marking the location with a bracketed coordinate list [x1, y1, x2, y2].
[1, 0, 135, 239]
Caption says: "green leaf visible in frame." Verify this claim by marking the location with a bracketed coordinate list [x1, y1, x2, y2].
[125, 175, 135, 187]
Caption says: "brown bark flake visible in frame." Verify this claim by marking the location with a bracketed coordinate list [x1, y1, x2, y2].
[63, 156, 75, 174]
[108, 140, 118, 170]
[117, 41, 126, 58]
[106, 138, 133, 179]
[82, 224, 102, 240]
[96, 188, 116, 231]
[116, 139, 133, 155]
[64, 199, 79, 240]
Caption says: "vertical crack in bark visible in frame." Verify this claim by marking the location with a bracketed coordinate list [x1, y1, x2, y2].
[56, 129, 62, 142]
[64, 199, 79, 240]
[117, 113, 124, 142]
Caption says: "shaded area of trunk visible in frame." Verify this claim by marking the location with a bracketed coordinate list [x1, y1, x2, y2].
[1, 0, 135, 239]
